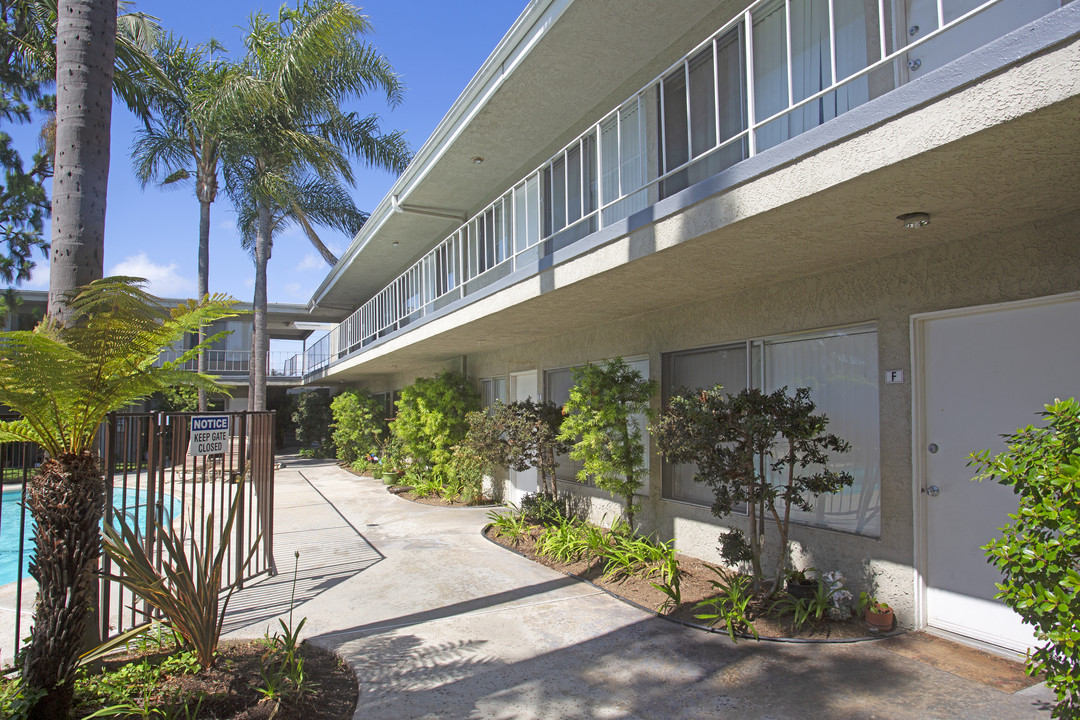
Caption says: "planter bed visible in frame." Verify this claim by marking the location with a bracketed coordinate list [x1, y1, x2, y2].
[484, 523, 885, 643]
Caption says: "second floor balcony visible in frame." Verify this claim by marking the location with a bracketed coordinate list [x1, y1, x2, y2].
[304, 0, 1077, 379]
[157, 349, 304, 382]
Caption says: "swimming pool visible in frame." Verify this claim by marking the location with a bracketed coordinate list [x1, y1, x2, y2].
[0, 488, 177, 586]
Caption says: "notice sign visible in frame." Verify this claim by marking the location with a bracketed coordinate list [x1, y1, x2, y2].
[188, 415, 230, 456]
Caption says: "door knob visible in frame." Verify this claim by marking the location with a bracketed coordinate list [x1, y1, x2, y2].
[922, 485, 940, 497]
[928, 443, 938, 454]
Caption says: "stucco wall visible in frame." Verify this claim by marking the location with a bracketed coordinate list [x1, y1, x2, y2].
[455, 207, 1080, 627]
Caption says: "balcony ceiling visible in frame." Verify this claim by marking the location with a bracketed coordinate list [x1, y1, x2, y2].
[313, 0, 735, 316]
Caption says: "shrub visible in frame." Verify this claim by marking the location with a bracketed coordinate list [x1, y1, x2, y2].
[291, 390, 334, 457]
[557, 358, 656, 530]
[330, 389, 386, 464]
[500, 399, 571, 498]
[654, 386, 851, 592]
[101, 481, 259, 669]
[970, 398, 1080, 719]
[392, 370, 479, 482]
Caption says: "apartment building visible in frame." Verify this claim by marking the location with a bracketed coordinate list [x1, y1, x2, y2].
[298, 0, 1080, 653]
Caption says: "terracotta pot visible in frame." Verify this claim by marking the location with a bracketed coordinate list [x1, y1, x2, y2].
[866, 607, 894, 631]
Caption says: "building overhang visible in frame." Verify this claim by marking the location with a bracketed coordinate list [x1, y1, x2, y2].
[307, 14, 1080, 383]
[308, 0, 742, 315]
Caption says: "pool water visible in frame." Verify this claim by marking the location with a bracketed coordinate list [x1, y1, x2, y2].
[0, 488, 177, 586]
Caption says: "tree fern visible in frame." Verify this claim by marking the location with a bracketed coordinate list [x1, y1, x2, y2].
[0, 276, 239, 455]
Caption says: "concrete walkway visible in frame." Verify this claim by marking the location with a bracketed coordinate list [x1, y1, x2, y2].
[224, 458, 1055, 720]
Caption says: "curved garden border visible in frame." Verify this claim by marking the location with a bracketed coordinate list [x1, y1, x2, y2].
[481, 523, 907, 645]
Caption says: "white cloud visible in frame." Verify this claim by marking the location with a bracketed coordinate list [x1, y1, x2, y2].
[297, 253, 324, 272]
[21, 264, 50, 290]
[244, 276, 255, 289]
[108, 253, 194, 298]
[284, 282, 309, 300]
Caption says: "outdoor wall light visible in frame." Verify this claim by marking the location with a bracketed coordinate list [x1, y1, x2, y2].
[392, 241, 400, 246]
[897, 212, 931, 229]
[471, 156, 484, 165]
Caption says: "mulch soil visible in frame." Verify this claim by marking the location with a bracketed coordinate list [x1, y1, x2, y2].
[483, 523, 1039, 692]
[74, 640, 357, 720]
[483, 523, 871, 640]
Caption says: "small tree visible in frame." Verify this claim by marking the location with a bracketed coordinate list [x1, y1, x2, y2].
[291, 390, 333, 457]
[654, 385, 851, 592]
[501, 399, 571, 498]
[330, 389, 386, 464]
[557, 358, 656, 530]
[970, 398, 1080, 719]
[392, 370, 479, 482]
[0, 277, 236, 718]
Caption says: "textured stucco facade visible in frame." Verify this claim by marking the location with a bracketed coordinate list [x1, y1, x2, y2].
[307, 3, 1080, 641]
[353, 207, 1080, 627]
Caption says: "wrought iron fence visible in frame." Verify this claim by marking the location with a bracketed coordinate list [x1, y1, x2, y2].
[0, 411, 276, 666]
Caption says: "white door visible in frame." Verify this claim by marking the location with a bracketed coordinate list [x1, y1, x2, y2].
[916, 293, 1080, 652]
[901, 0, 1059, 81]
[508, 371, 538, 503]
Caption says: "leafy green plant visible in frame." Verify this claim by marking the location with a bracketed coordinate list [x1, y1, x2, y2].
[447, 442, 486, 504]
[0, 677, 44, 720]
[649, 539, 683, 614]
[770, 580, 837, 631]
[558, 358, 656, 530]
[969, 398, 1080, 719]
[0, 277, 237, 718]
[499, 399, 571, 497]
[486, 506, 532, 544]
[520, 491, 566, 526]
[655, 385, 852, 592]
[392, 370, 479, 484]
[535, 516, 583, 564]
[292, 390, 334, 457]
[694, 566, 758, 642]
[101, 481, 260, 669]
[331, 389, 386, 464]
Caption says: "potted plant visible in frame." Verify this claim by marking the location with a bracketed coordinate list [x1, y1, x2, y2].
[861, 592, 894, 631]
[785, 568, 819, 599]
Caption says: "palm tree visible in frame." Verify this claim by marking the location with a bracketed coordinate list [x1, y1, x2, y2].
[0, 277, 238, 719]
[42, 0, 164, 323]
[213, 0, 410, 410]
[132, 34, 229, 410]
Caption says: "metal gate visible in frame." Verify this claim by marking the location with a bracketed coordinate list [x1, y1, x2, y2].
[0, 411, 275, 665]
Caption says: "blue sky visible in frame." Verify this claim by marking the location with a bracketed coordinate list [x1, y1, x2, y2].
[13, 0, 525, 310]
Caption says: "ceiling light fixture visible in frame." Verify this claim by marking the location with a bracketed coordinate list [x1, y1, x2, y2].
[471, 156, 484, 165]
[392, 241, 400, 246]
[897, 212, 930, 229]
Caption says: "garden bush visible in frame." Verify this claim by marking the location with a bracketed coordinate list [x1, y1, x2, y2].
[557, 358, 656, 530]
[970, 398, 1080, 719]
[392, 370, 479, 484]
[654, 385, 851, 592]
[330, 388, 386, 464]
[291, 390, 334, 457]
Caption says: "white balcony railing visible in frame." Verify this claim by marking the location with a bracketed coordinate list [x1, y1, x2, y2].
[305, 0, 1063, 375]
[157, 350, 304, 379]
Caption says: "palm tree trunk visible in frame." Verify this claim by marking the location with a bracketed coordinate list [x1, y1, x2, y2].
[197, 198, 210, 411]
[251, 201, 271, 411]
[47, 0, 117, 324]
[24, 452, 105, 720]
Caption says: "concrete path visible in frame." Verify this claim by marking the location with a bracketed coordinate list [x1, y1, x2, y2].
[224, 458, 1055, 720]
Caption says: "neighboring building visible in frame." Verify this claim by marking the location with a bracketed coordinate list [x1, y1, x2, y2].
[3, 291, 335, 410]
